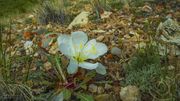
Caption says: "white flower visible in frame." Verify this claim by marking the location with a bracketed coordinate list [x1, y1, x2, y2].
[24, 41, 33, 49]
[24, 41, 33, 55]
[57, 31, 107, 74]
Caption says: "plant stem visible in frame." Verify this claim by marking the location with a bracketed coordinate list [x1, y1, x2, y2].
[55, 57, 68, 84]
[24, 56, 32, 83]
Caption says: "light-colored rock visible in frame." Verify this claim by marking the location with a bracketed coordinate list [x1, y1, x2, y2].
[105, 84, 112, 90]
[44, 62, 52, 71]
[120, 85, 141, 101]
[95, 94, 113, 101]
[168, 65, 175, 70]
[96, 35, 105, 42]
[16, 19, 24, 23]
[129, 31, 137, 37]
[111, 47, 121, 57]
[156, 18, 180, 56]
[97, 86, 105, 94]
[92, 29, 106, 33]
[142, 5, 152, 13]
[68, 11, 90, 29]
[111, 41, 116, 46]
[88, 84, 98, 93]
[28, 14, 34, 18]
[46, 23, 53, 29]
[124, 34, 131, 39]
[17, 29, 23, 33]
[101, 11, 112, 19]
[49, 42, 58, 54]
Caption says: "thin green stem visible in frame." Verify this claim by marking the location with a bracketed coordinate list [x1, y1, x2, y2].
[55, 56, 68, 84]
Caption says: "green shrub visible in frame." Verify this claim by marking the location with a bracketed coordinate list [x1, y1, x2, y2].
[35, 0, 72, 25]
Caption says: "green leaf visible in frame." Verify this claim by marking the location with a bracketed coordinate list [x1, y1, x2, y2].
[77, 93, 94, 101]
[63, 88, 72, 100]
[53, 92, 63, 101]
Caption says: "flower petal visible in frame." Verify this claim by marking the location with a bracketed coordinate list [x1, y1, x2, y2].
[71, 31, 88, 45]
[71, 31, 88, 53]
[57, 35, 75, 57]
[79, 62, 98, 70]
[81, 39, 108, 59]
[81, 39, 97, 59]
[24, 41, 33, 49]
[95, 63, 107, 75]
[96, 42, 108, 56]
[57, 34, 71, 45]
[67, 59, 78, 74]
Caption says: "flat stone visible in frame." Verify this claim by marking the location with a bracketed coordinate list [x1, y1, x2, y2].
[120, 85, 141, 101]
[111, 47, 121, 57]
[68, 11, 90, 29]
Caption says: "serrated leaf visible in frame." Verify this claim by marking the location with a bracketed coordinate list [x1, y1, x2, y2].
[77, 93, 94, 101]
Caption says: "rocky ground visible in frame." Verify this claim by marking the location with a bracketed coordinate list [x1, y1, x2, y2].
[0, 0, 180, 101]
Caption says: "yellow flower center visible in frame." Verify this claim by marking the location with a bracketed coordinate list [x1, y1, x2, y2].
[73, 55, 87, 63]
[73, 43, 97, 63]
[87, 44, 97, 55]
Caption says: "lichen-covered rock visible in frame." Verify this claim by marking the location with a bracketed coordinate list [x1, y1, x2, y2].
[68, 11, 90, 29]
[156, 18, 180, 46]
[156, 18, 180, 56]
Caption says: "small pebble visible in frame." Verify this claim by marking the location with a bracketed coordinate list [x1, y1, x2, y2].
[97, 86, 105, 94]
[44, 62, 52, 71]
[120, 85, 140, 101]
[111, 47, 121, 57]
[88, 84, 98, 93]
[105, 84, 112, 90]
[97, 35, 105, 42]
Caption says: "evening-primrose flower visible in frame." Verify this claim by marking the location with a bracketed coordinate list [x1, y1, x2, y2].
[57, 31, 107, 74]
[24, 41, 33, 55]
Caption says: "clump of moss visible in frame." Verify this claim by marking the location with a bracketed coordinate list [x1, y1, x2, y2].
[124, 44, 161, 90]
[124, 43, 176, 100]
